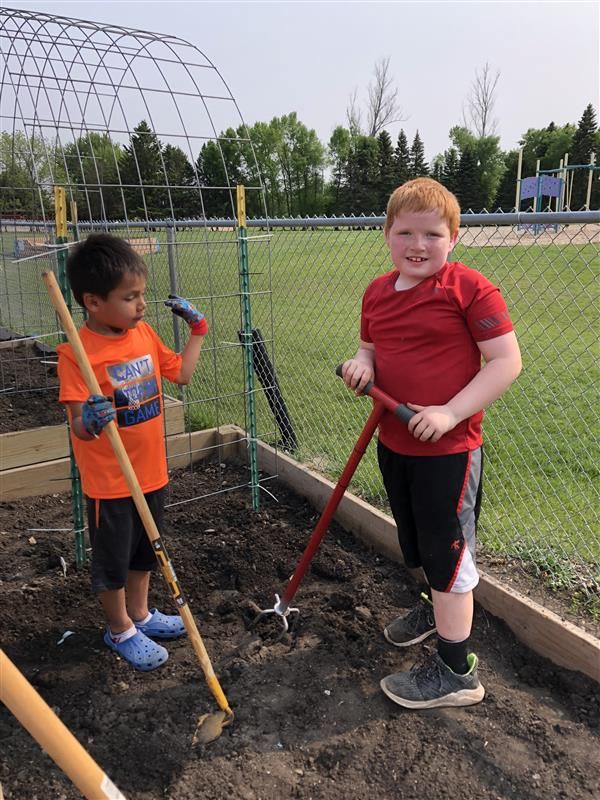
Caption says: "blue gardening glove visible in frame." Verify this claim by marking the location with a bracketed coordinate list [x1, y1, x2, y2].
[164, 294, 208, 336]
[81, 394, 116, 437]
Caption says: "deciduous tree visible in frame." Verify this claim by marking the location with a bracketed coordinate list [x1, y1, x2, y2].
[463, 62, 500, 138]
[366, 57, 404, 137]
[62, 133, 124, 221]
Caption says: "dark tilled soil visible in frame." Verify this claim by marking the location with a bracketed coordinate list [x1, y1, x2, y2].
[1, 463, 599, 800]
[1, 339, 599, 798]
[0, 342, 64, 432]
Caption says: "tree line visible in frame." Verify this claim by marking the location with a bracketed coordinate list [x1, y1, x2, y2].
[1, 104, 598, 221]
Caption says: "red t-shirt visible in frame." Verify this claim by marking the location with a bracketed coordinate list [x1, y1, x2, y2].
[57, 322, 182, 499]
[360, 261, 514, 456]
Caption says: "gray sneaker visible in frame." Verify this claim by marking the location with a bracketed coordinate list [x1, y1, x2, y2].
[380, 652, 485, 709]
[383, 593, 436, 647]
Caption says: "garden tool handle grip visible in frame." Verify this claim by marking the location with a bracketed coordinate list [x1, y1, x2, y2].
[335, 364, 416, 424]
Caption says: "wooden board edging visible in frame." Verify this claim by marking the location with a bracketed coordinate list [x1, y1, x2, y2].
[1, 426, 230, 499]
[0, 394, 185, 471]
[0, 456, 72, 498]
[242, 432, 599, 683]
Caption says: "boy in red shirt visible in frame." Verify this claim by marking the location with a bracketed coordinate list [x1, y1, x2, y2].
[342, 178, 522, 708]
[57, 234, 208, 671]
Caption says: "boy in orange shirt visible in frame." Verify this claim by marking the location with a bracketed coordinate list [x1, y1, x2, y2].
[342, 178, 521, 708]
[57, 234, 207, 671]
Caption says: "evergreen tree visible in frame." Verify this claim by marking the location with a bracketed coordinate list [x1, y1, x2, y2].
[194, 128, 249, 218]
[342, 135, 379, 214]
[119, 120, 164, 219]
[569, 104, 599, 209]
[455, 147, 480, 211]
[430, 155, 444, 183]
[195, 140, 233, 218]
[495, 149, 521, 211]
[409, 131, 429, 178]
[161, 144, 199, 218]
[393, 129, 411, 185]
[441, 147, 460, 196]
[376, 130, 396, 212]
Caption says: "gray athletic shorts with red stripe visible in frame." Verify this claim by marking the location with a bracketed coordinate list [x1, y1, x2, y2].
[377, 441, 483, 593]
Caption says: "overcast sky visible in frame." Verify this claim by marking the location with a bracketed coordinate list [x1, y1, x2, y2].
[4, 0, 599, 160]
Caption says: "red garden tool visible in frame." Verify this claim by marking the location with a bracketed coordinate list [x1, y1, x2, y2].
[253, 366, 416, 632]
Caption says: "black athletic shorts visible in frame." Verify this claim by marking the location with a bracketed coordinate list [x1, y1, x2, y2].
[377, 441, 483, 593]
[86, 488, 164, 593]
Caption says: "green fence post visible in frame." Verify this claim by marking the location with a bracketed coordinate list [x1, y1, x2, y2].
[55, 190, 86, 568]
[236, 185, 259, 511]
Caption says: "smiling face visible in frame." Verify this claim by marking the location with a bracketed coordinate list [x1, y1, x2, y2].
[384, 210, 458, 290]
[84, 271, 147, 335]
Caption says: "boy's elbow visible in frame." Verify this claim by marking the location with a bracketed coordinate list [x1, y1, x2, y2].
[510, 353, 523, 383]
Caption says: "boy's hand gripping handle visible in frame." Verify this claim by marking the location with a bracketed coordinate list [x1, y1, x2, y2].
[335, 364, 416, 423]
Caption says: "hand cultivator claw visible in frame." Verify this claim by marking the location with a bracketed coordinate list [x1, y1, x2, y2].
[253, 594, 299, 633]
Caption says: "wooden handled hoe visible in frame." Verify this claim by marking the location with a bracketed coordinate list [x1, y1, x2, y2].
[43, 270, 232, 744]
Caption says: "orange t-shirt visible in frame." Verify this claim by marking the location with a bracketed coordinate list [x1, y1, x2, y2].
[57, 322, 182, 499]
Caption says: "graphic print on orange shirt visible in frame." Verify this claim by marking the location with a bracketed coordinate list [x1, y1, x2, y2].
[106, 353, 161, 427]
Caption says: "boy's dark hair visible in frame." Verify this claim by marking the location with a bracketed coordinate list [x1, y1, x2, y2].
[67, 233, 147, 307]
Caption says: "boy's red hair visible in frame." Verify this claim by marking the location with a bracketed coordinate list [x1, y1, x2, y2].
[385, 178, 460, 235]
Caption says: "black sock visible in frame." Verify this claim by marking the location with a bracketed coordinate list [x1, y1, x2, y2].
[419, 585, 432, 603]
[437, 636, 469, 674]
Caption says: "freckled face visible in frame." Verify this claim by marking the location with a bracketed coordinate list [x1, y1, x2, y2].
[385, 210, 458, 289]
[85, 273, 147, 335]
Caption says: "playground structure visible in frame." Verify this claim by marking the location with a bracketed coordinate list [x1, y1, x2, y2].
[515, 148, 598, 233]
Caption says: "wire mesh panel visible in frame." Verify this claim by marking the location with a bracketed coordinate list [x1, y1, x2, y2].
[0, 7, 273, 508]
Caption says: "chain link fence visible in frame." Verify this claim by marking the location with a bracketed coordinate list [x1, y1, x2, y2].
[255, 211, 600, 611]
[1, 211, 598, 611]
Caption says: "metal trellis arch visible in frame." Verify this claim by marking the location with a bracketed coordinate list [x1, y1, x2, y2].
[1, 7, 278, 561]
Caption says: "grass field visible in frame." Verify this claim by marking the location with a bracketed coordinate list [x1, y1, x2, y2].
[2, 225, 598, 604]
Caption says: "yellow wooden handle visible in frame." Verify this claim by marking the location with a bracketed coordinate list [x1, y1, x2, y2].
[1, 649, 126, 799]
